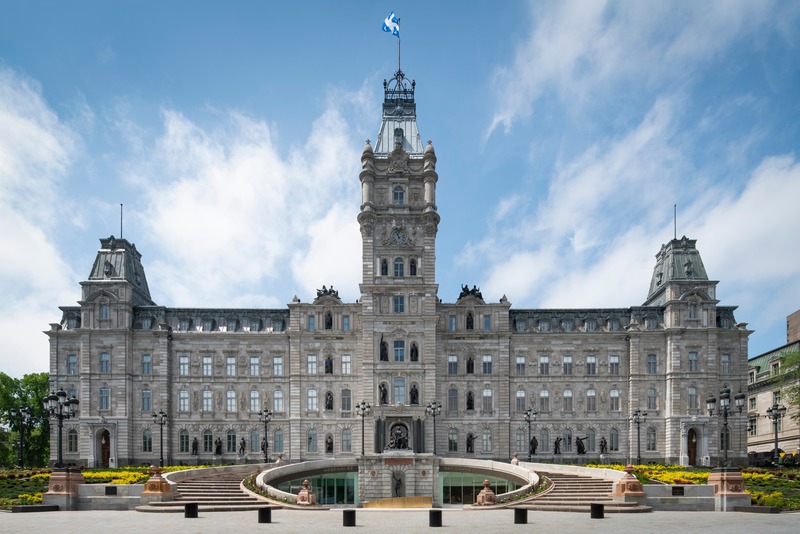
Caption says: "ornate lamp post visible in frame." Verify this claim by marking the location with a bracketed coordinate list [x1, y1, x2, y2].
[766, 403, 787, 465]
[9, 406, 31, 469]
[151, 409, 168, 467]
[259, 406, 273, 462]
[706, 385, 746, 467]
[631, 409, 648, 465]
[44, 388, 79, 468]
[523, 408, 537, 462]
[426, 400, 442, 456]
[356, 400, 371, 456]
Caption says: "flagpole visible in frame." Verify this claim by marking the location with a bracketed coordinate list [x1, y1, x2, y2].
[397, 18, 401, 73]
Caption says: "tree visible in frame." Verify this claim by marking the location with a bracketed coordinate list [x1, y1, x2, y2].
[779, 350, 800, 422]
[0, 372, 51, 468]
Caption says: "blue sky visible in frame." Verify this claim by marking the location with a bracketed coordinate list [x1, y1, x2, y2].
[1, 1, 799, 378]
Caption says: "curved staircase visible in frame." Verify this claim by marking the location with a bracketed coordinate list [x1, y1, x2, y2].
[137, 472, 269, 513]
[514, 471, 651, 513]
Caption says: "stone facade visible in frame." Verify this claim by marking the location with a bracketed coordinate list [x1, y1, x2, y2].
[46, 69, 751, 468]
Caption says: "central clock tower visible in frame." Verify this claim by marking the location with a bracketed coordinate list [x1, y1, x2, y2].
[357, 68, 440, 453]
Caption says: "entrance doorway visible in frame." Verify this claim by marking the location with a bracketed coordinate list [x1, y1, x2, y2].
[687, 428, 697, 466]
[99, 429, 110, 467]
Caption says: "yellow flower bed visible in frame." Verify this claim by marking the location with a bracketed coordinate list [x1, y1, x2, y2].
[82, 471, 150, 485]
[17, 493, 43, 504]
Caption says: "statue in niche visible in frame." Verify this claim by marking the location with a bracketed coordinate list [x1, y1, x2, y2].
[410, 343, 419, 362]
[410, 385, 419, 405]
[529, 436, 538, 456]
[381, 260, 388, 276]
[380, 335, 388, 361]
[214, 437, 223, 456]
[466, 312, 474, 330]
[324, 313, 333, 329]
[325, 392, 333, 410]
[388, 426, 408, 450]
[393, 472, 403, 497]
[191, 438, 199, 455]
[553, 437, 562, 455]
[379, 383, 388, 405]
[466, 433, 475, 453]
[600, 437, 608, 454]
[326, 435, 334, 454]
[576, 437, 586, 455]
[466, 357, 474, 374]
[466, 391, 474, 411]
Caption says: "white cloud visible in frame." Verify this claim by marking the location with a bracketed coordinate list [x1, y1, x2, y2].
[0, 66, 81, 377]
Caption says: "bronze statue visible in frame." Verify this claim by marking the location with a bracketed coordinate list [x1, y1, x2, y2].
[238, 437, 246, 455]
[529, 436, 538, 455]
[410, 384, 419, 405]
[600, 436, 608, 454]
[379, 383, 388, 405]
[380, 335, 388, 361]
[214, 437, 223, 455]
[576, 436, 586, 455]
[466, 433, 475, 453]
[553, 437, 562, 455]
[191, 437, 198, 455]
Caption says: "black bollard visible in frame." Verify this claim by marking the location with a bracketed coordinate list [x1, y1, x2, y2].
[429, 508, 442, 527]
[258, 507, 272, 523]
[514, 508, 528, 524]
[343, 508, 356, 527]
[184, 502, 198, 518]
[590, 502, 604, 519]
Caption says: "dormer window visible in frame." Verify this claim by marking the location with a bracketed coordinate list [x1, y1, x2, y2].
[202, 319, 215, 332]
[141, 318, 152, 330]
[393, 185, 405, 205]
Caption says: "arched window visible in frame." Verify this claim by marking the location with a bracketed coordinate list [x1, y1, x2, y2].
[273, 429, 284, 453]
[203, 429, 213, 452]
[179, 429, 190, 453]
[610, 428, 620, 451]
[448, 428, 458, 452]
[516, 428, 526, 454]
[250, 429, 260, 452]
[226, 429, 237, 452]
[393, 185, 405, 205]
[563, 389, 573, 412]
[142, 429, 152, 452]
[539, 429, 550, 452]
[562, 428, 573, 452]
[307, 428, 317, 452]
[393, 258, 404, 277]
[410, 259, 417, 276]
[646, 427, 657, 451]
[342, 428, 352, 452]
[587, 428, 596, 452]
[482, 428, 493, 452]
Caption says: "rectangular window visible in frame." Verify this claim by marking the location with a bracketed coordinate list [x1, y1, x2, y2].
[307, 355, 317, 374]
[610, 390, 620, 411]
[67, 354, 77, 375]
[99, 387, 110, 410]
[647, 388, 657, 410]
[308, 389, 318, 410]
[516, 391, 527, 412]
[586, 391, 596, 411]
[482, 389, 493, 412]
[449, 315, 456, 332]
[563, 355, 572, 375]
[202, 356, 212, 376]
[539, 391, 550, 412]
[273, 391, 284, 412]
[141, 389, 151, 412]
[341, 389, 352, 412]
[749, 397, 756, 411]
[483, 315, 491, 332]
[180, 431, 190, 453]
[226, 356, 236, 376]
[647, 354, 657, 374]
[274, 356, 283, 376]
[68, 430, 78, 453]
[141, 354, 152, 375]
[227, 432, 237, 453]
[250, 356, 260, 376]
[586, 355, 597, 375]
[539, 356, 549, 375]
[563, 391, 573, 412]
[516, 356, 526, 376]
[688, 352, 698, 372]
[609, 355, 620, 375]
[688, 387, 698, 409]
[343, 315, 350, 332]
[204, 432, 213, 453]
[393, 295, 405, 313]
[307, 315, 315, 331]
[99, 352, 110, 373]
[394, 378, 406, 404]
[774, 391, 782, 405]
[179, 355, 189, 376]
[342, 354, 351, 375]
[482, 355, 492, 375]
[226, 390, 236, 412]
[142, 431, 152, 452]
[721, 353, 731, 374]
[448, 355, 458, 375]
[448, 388, 458, 412]
[179, 390, 189, 412]
[394, 259, 404, 277]
[203, 390, 212, 412]
[100, 304, 109, 320]
[247, 390, 258, 412]
[394, 341, 405, 362]
[749, 417, 758, 436]
[342, 429, 352, 452]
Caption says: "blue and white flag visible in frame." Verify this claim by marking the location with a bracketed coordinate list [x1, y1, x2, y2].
[382, 11, 400, 38]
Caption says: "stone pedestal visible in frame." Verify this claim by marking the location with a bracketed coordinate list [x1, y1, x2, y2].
[43, 468, 85, 511]
[140, 470, 176, 505]
[297, 479, 317, 505]
[475, 479, 497, 506]
[612, 465, 645, 498]
[707, 468, 751, 511]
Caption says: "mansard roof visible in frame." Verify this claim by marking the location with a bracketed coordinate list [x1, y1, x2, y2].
[374, 69, 424, 155]
[88, 235, 154, 306]
[644, 236, 710, 305]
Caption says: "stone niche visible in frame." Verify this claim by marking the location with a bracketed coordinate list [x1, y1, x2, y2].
[358, 453, 438, 506]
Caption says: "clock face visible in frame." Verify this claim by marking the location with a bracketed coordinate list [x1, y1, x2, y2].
[391, 228, 407, 245]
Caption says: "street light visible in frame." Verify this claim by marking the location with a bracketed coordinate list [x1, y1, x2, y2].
[426, 400, 442, 456]
[9, 406, 31, 469]
[43, 388, 79, 468]
[631, 409, 647, 465]
[151, 409, 168, 467]
[706, 385, 746, 467]
[258, 406, 272, 462]
[765, 403, 788, 465]
[356, 400, 371, 456]
[523, 408, 537, 462]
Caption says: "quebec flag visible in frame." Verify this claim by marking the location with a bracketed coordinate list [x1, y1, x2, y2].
[382, 11, 400, 38]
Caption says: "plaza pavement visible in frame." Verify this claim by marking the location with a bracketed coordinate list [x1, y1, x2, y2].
[2, 508, 799, 534]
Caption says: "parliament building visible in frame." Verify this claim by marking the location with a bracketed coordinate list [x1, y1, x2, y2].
[47, 69, 751, 468]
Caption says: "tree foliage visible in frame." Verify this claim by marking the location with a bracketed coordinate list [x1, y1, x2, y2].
[779, 350, 800, 422]
[0, 372, 50, 468]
